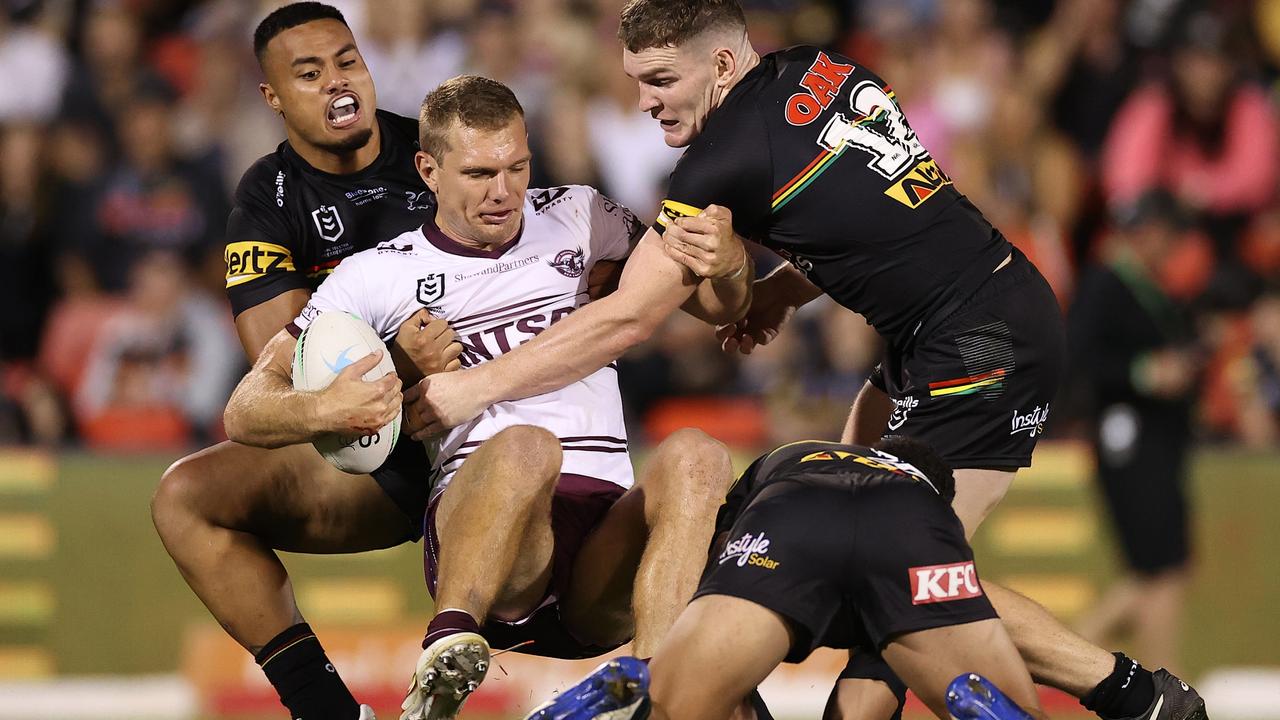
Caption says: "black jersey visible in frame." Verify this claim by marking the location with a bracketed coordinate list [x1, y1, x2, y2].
[224, 110, 434, 316]
[655, 46, 1011, 347]
[716, 441, 943, 537]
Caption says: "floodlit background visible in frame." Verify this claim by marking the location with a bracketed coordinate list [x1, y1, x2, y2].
[0, 0, 1278, 718]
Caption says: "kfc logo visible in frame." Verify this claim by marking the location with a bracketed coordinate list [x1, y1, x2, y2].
[909, 561, 983, 605]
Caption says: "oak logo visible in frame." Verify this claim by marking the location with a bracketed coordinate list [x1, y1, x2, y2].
[786, 52, 855, 126]
[884, 159, 953, 209]
[225, 241, 294, 287]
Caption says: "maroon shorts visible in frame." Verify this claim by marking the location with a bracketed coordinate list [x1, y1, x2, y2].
[424, 473, 628, 659]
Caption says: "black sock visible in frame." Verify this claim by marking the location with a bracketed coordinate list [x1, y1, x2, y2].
[422, 608, 481, 648]
[255, 623, 360, 720]
[1082, 652, 1156, 720]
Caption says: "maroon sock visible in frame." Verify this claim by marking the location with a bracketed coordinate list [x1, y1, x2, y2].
[422, 609, 481, 649]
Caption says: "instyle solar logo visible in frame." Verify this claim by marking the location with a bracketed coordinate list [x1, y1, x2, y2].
[719, 531, 780, 570]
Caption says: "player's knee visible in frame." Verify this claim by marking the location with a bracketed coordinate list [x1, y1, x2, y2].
[486, 424, 562, 486]
[649, 428, 734, 506]
[151, 454, 207, 541]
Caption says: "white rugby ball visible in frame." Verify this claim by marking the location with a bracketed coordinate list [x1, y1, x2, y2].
[292, 311, 400, 474]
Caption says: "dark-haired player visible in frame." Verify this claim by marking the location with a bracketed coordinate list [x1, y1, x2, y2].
[527, 438, 1045, 720]
[606, 4, 1205, 720]
[405, 3, 1205, 720]
[150, 4, 452, 720]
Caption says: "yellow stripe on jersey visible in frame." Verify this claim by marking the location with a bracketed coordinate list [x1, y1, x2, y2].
[655, 199, 704, 228]
[225, 241, 296, 288]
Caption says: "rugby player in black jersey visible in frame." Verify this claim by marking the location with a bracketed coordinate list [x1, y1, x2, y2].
[526, 438, 1046, 720]
[150, 5, 455, 720]
[406, 3, 1206, 720]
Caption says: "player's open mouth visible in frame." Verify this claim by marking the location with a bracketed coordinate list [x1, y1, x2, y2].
[659, 118, 678, 129]
[327, 93, 361, 129]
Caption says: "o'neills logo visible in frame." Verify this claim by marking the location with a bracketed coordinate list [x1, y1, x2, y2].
[909, 561, 982, 605]
[718, 531, 780, 570]
[1010, 403, 1050, 437]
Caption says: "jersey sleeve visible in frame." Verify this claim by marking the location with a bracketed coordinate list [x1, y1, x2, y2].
[584, 187, 645, 261]
[224, 161, 309, 316]
[290, 254, 395, 340]
[654, 103, 773, 240]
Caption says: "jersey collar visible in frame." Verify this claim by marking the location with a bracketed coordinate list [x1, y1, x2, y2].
[420, 213, 525, 259]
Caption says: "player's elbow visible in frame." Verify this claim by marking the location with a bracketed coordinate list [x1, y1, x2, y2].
[612, 312, 661, 352]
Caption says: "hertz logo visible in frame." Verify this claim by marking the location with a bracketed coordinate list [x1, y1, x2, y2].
[884, 158, 952, 209]
[655, 200, 703, 228]
[225, 241, 295, 287]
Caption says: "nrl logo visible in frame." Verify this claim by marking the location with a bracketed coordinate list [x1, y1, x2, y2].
[548, 247, 585, 278]
[417, 273, 446, 305]
[311, 205, 345, 242]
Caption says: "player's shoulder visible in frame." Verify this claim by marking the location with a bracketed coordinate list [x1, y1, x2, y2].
[357, 226, 427, 264]
[524, 184, 605, 218]
[232, 147, 291, 206]
[375, 109, 422, 150]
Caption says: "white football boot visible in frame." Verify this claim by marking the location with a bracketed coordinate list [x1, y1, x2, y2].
[399, 631, 490, 720]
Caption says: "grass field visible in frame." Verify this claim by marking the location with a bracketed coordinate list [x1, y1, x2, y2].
[0, 443, 1277, 718]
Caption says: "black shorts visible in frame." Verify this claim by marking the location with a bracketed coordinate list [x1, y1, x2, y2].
[370, 438, 434, 540]
[871, 248, 1064, 468]
[695, 475, 997, 663]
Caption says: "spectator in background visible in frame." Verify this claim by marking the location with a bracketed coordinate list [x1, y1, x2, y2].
[58, 2, 158, 146]
[1069, 190, 1199, 674]
[0, 2, 69, 123]
[59, 82, 229, 294]
[0, 124, 64, 444]
[1103, 9, 1279, 309]
[359, 0, 465, 118]
[585, 40, 681, 215]
[76, 250, 239, 447]
[1227, 288, 1280, 447]
[948, 83, 1082, 303]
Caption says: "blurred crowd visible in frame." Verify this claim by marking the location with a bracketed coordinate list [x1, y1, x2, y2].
[3, 0, 1280, 451]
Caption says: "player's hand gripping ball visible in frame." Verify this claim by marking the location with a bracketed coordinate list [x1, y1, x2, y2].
[293, 312, 402, 473]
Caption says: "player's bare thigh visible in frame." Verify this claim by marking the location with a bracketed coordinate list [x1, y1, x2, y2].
[951, 468, 1016, 539]
[430, 426, 561, 619]
[881, 619, 1043, 720]
[648, 595, 793, 720]
[156, 441, 416, 552]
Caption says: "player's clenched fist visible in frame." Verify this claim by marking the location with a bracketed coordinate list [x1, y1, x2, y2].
[392, 309, 463, 384]
[663, 204, 747, 279]
[313, 349, 402, 436]
[403, 371, 487, 440]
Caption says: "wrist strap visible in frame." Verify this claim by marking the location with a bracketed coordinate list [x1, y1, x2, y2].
[723, 253, 749, 281]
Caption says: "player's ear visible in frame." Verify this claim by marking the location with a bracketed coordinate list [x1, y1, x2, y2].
[260, 82, 283, 115]
[416, 150, 441, 194]
[712, 47, 736, 88]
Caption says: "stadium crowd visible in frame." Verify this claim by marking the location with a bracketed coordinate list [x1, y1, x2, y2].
[2, 0, 1280, 452]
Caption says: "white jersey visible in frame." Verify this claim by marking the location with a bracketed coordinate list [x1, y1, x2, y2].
[292, 185, 644, 497]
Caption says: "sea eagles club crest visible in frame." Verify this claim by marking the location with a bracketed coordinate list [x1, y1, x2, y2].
[417, 274, 445, 305]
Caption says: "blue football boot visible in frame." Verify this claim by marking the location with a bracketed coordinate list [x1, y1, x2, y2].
[946, 673, 1035, 720]
[523, 656, 650, 720]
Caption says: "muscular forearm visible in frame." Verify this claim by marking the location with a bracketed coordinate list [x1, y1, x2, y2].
[472, 293, 671, 405]
[224, 365, 325, 448]
[683, 253, 754, 324]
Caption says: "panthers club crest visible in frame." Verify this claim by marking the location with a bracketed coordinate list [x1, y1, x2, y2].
[417, 273, 445, 305]
[548, 247, 585, 278]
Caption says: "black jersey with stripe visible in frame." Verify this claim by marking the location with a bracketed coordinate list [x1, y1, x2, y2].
[716, 441, 942, 537]
[656, 46, 1011, 347]
[224, 110, 434, 316]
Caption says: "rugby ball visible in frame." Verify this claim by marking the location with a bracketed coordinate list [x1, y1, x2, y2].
[292, 312, 400, 474]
